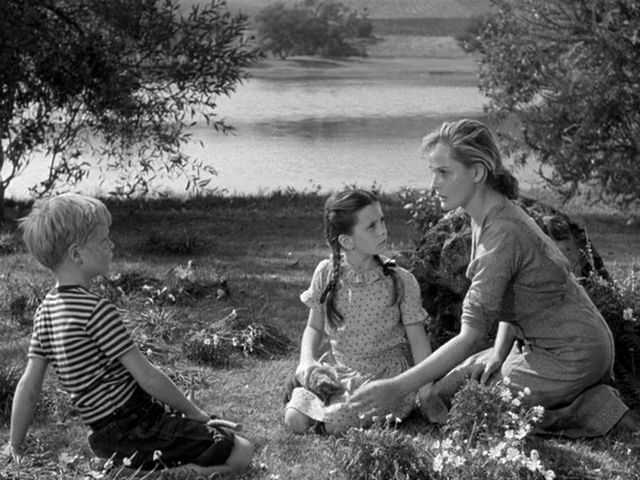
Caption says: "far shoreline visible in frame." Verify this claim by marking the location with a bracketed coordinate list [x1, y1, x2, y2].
[247, 35, 479, 85]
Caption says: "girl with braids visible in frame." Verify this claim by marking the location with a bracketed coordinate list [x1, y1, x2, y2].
[350, 118, 640, 437]
[284, 189, 432, 434]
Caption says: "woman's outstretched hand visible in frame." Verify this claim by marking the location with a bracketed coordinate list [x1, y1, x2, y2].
[348, 378, 403, 417]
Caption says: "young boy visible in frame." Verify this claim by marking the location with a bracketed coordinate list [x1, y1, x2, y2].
[5, 193, 254, 475]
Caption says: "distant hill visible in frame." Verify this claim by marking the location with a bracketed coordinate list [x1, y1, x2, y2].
[180, 0, 492, 19]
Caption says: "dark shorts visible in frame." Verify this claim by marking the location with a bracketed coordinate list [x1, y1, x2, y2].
[87, 388, 235, 470]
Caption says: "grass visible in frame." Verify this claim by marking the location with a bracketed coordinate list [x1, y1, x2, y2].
[1, 190, 640, 479]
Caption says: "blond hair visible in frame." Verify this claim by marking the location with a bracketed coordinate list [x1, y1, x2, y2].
[421, 118, 519, 199]
[20, 193, 112, 270]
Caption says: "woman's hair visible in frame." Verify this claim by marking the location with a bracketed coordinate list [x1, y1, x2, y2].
[420, 118, 519, 199]
[20, 193, 112, 270]
[319, 189, 399, 329]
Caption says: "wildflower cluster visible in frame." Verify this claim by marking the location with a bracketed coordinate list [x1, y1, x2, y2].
[432, 378, 554, 480]
[183, 309, 292, 367]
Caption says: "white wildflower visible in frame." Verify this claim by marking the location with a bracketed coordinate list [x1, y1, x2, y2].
[531, 405, 545, 421]
[523, 387, 531, 396]
[502, 377, 511, 386]
[516, 425, 530, 439]
[488, 442, 506, 459]
[505, 447, 520, 462]
[433, 454, 444, 473]
[544, 469, 556, 480]
[623, 308, 634, 321]
[525, 449, 542, 472]
[500, 388, 513, 402]
[153, 450, 163, 462]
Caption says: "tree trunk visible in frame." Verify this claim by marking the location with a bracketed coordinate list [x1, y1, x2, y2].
[0, 183, 5, 227]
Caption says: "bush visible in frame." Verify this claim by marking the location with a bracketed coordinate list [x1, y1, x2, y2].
[256, 0, 372, 59]
[328, 380, 554, 480]
[329, 416, 434, 480]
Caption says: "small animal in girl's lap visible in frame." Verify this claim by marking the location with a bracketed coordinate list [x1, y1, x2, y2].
[283, 365, 345, 405]
[305, 365, 346, 404]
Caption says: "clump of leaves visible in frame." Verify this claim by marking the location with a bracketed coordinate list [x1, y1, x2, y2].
[94, 269, 161, 303]
[183, 309, 293, 367]
[94, 262, 229, 306]
[183, 330, 235, 368]
[329, 415, 434, 480]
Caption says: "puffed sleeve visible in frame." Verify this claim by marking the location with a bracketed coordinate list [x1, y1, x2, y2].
[461, 222, 521, 337]
[397, 267, 429, 326]
[300, 259, 332, 309]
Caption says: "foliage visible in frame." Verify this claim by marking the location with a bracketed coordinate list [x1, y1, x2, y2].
[329, 380, 554, 480]
[471, 0, 640, 208]
[255, 0, 373, 59]
[582, 271, 640, 407]
[433, 379, 554, 480]
[93, 262, 229, 306]
[183, 308, 293, 366]
[0, 0, 261, 222]
[454, 14, 492, 53]
[330, 415, 434, 480]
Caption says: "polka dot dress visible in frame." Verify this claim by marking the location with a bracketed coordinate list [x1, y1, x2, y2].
[285, 257, 428, 431]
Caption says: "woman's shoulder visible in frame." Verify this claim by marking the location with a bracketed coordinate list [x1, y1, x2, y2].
[483, 201, 543, 240]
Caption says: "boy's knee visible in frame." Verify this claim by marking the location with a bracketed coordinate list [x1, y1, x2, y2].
[284, 408, 313, 434]
[226, 435, 254, 471]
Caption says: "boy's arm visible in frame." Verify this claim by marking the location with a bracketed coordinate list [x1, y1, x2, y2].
[118, 348, 210, 423]
[476, 321, 516, 384]
[9, 357, 48, 456]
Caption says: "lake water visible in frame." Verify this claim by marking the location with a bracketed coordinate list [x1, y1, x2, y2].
[4, 75, 546, 199]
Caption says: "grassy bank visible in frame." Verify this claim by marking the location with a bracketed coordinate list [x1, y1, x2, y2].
[1, 191, 640, 479]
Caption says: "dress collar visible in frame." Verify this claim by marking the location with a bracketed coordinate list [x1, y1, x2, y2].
[339, 256, 387, 285]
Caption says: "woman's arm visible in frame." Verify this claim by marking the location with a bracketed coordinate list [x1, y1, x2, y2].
[349, 324, 485, 414]
[475, 321, 516, 384]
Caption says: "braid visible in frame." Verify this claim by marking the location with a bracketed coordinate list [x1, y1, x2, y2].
[374, 255, 401, 306]
[320, 242, 344, 329]
[319, 188, 380, 329]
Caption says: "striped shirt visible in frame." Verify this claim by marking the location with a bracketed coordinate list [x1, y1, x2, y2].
[28, 285, 137, 424]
